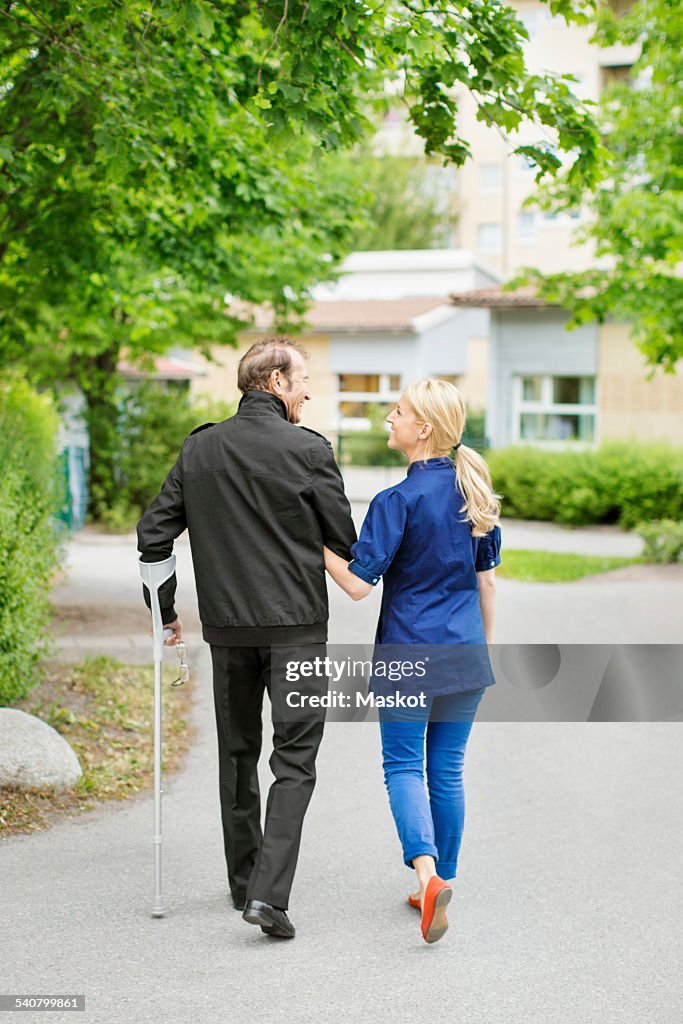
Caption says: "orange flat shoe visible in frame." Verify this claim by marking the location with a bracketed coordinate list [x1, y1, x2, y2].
[420, 877, 452, 944]
[407, 894, 421, 910]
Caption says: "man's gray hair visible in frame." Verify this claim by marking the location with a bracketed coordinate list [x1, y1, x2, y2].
[237, 337, 308, 395]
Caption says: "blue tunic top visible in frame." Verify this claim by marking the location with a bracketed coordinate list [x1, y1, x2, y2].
[348, 457, 501, 694]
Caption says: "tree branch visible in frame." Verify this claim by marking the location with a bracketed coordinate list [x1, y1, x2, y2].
[257, 0, 288, 88]
[325, 29, 365, 67]
[0, 7, 44, 42]
[141, 0, 156, 41]
[0, 5, 121, 72]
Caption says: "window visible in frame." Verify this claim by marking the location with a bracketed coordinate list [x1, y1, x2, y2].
[520, 413, 595, 442]
[339, 374, 380, 392]
[436, 374, 461, 387]
[514, 375, 597, 445]
[477, 223, 502, 253]
[601, 64, 633, 90]
[553, 377, 595, 405]
[336, 373, 402, 428]
[608, 0, 635, 18]
[479, 162, 502, 191]
[536, 208, 581, 226]
[517, 211, 536, 242]
[521, 376, 542, 401]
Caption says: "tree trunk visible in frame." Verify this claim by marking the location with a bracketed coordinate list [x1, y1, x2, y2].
[80, 346, 121, 521]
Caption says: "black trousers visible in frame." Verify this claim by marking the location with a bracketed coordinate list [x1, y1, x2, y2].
[209, 644, 327, 910]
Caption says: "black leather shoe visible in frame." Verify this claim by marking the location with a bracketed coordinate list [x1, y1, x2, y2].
[242, 899, 295, 938]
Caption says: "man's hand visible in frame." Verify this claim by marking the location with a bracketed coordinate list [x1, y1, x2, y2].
[162, 618, 183, 645]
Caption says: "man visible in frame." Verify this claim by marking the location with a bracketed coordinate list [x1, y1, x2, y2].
[137, 338, 357, 939]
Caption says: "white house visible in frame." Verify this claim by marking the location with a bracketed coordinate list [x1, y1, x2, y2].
[193, 249, 501, 436]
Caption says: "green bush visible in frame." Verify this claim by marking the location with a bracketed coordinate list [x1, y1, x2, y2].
[97, 384, 236, 531]
[337, 402, 404, 468]
[0, 375, 60, 492]
[462, 410, 487, 446]
[487, 442, 683, 528]
[338, 431, 406, 467]
[0, 376, 62, 705]
[635, 519, 683, 563]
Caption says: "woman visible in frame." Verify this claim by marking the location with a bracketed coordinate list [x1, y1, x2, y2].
[324, 378, 501, 944]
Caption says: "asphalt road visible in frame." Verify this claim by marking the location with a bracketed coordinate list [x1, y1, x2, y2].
[53, 517, 680, 651]
[2, 521, 682, 1023]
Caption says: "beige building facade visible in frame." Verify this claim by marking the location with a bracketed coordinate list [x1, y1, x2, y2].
[374, 0, 639, 277]
[450, 288, 683, 448]
[598, 324, 683, 443]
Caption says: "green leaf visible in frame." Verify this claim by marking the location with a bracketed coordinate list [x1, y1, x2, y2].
[184, 0, 214, 39]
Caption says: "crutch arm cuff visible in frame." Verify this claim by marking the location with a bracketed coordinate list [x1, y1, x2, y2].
[141, 576, 178, 618]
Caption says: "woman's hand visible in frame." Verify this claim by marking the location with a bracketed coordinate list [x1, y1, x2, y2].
[324, 546, 373, 601]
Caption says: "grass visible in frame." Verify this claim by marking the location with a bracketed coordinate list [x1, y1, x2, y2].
[496, 549, 643, 582]
[0, 655, 192, 837]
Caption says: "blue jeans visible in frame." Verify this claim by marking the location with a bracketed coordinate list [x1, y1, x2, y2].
[379, 688, 485, 879]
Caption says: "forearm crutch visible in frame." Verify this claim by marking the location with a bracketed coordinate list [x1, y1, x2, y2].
[139, 555, 176, 918]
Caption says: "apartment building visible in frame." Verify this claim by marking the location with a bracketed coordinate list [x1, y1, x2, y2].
[375, 0, 639, 277]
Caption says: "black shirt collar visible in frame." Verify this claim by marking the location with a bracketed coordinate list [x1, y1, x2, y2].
[237, 390, 289, 421]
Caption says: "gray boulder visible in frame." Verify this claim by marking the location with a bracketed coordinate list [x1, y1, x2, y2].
[0, 708, 82, 791]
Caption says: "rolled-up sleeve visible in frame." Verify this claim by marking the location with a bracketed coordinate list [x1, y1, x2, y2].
[474, 524, 502, 572]
[348, 489, 408, 585]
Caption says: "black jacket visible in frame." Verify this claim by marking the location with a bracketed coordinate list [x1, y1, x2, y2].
[137, 390, 357, 645]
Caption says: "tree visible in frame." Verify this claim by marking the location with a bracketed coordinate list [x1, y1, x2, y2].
[0, 1, 602, 516]
[518, 0, 683, 372]
[343, 152, 452, 251]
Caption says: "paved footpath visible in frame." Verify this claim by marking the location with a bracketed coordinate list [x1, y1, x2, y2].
[2, 524, 682, 1024]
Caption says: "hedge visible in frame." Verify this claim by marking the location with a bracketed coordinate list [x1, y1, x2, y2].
[0, 376, 62, 705]
[338, 407, 488, 467]
[487, 442, 683, 528]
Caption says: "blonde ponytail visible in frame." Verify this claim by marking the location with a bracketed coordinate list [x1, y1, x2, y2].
[452, 443, 501, 536]
[403, 378, 501, 536]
